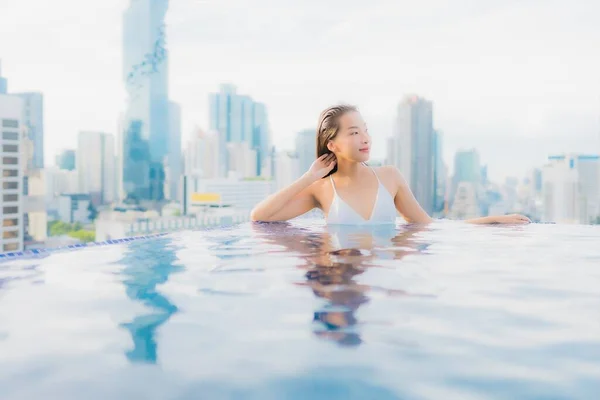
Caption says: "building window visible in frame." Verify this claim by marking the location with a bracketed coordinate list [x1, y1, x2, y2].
[2, 230, 18, 239]
[1, 120, 19, 128]
[2, 218, 18, 227]
[2, 157, 18, 165]
[3, 243, 19, 252]
[2, 144, 18, 153]
[2, 169, 18, 177]
[3, 194, 18, 202]
[2, 132, 19, 141]
[2, 182, 18, 190]
[3, 206, 18, 214]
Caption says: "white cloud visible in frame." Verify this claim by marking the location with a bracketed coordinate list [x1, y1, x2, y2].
[1, 0, 599, 180]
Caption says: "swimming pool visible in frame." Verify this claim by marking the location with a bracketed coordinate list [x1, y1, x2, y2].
[1, 220, 599, 399]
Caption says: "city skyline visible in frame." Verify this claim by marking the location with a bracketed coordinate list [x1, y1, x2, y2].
[1, 0, 600, 182]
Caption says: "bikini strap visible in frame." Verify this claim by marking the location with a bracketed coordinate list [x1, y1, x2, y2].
[367, 164, 382, 184]
[329, 174, 338, 195]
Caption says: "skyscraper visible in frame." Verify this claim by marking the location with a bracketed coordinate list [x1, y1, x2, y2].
[453, 149, 481, 186]
[166, 101, 182, 201]
[451, 149, 482, 211]
[121, 0, 170, 201]
[77, 132, 116, 205]
[295, 128, 316, 176]
[14, 92, 44, 169]
[543, 154, 600, 224]
[184, 128, 220, 179]
[209, 84, 270, 177]
[432, 130, 446, 214]
[394, 95, 435, 214]
[0, 92, 24, 252]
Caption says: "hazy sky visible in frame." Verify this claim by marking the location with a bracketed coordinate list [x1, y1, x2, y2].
[1, 0, 599, 181]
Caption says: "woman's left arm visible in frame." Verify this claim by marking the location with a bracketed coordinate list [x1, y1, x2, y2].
[388, 167, 530, 225]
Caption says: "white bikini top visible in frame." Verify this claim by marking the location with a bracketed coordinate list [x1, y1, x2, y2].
[327, 165, 397, 225]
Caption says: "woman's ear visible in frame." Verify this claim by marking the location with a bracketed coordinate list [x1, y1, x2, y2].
[326, 141, 335, 153]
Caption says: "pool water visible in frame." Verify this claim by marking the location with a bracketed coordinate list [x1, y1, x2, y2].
[1, 220, 600, 399]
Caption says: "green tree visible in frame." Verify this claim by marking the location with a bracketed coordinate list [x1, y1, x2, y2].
[68, 230, 95, 243]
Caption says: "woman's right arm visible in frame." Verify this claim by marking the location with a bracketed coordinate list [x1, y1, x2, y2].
[250, 153, 336, 222]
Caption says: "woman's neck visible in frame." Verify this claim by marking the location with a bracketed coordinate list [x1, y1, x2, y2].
[334, 158, 364, 179]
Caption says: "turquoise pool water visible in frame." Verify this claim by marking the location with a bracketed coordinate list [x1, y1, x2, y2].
[1, 220, 600, 399]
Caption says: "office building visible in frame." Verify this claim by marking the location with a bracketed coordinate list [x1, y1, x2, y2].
[209, 84, 270, 177]
[295, 128, 316, 176]
[14, 92, 44, 169]
[0, 93, 24, 252]
[542, 154, 600, 224]
[393, 95, 435, 214]
[121, 0, 170, 201]
[77, 131, 116, 205]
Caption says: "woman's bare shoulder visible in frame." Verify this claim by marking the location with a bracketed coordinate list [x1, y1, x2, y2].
[373, 164, 400, 178]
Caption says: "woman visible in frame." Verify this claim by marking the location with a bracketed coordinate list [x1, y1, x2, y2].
[251, 104, 531, 225]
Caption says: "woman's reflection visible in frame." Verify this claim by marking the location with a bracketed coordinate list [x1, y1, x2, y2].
[252, 222, 430, 347]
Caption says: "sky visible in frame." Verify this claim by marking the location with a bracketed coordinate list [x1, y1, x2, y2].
[1, 0, 599, 182]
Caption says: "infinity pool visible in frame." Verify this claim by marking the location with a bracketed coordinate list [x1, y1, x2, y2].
[1, 220, 600, 399]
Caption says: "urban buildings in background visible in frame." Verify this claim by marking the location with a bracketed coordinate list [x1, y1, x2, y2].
[295, 128, 315, 176]
[4, 27, 600, 254]
[0, 60, 48, 252]
[389, 95, 436, 215]
[14, 92, 43, 170]
[0, 87, 24, 253]
[542, 154, 600, 224]
[120, 0, 180, 203]
[77, 131, 116, 205]
[209, 84, 271, 178]
[184, 128, 220, 179]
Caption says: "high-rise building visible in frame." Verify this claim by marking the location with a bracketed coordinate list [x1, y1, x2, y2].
[432, 130, 446, 214]
[226, 142, 257, 178]
[295, 128, 315, 176]
[184, 128, 220, 179]
[77, 132, 116, 205]
[165, 101, 182, 201]
[14, 92, 43, 169]
[44, 166, 79, 217]
[0, 93, 24, 253]
[542, 154, 600, 224]
[449, 182, 480, 220]
[56, 149, 76, 171]
[393, 95, 435, 214]
[209, 84, 270, 177]
[0, 60, 7, 94]
[453, 149, 481, 185]
[121, 0, 170, 202]
[452, 149, 481, 197]
[273, 150, 300, 191]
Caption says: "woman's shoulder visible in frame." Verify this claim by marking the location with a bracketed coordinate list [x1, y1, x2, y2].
[371, 164, 400, 177]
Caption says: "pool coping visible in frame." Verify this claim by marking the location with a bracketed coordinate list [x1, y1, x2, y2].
[0, 233, 170, 261]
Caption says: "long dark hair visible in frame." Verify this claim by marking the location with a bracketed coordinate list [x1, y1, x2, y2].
[316, 104, 358, 178]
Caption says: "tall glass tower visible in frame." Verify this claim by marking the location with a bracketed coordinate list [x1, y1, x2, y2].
[122, 0, 170, 201]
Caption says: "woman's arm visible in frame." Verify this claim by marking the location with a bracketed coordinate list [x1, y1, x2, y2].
[250, 153, 336, 222]
[390, 167, 434, 224]
[250, 173, 318, 222]
[389, 167, 530, 225]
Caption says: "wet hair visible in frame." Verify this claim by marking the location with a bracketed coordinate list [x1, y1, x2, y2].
[316, 104, 358, 178]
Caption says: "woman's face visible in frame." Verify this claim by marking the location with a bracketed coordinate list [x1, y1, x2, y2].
[328, 111, 371, 162]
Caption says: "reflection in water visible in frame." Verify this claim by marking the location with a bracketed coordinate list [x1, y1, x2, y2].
[117, 238, 182, 363]
[253, 222, 430, 347]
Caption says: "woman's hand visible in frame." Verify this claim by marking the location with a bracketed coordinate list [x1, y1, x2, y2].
[306, 153, 336, 181]
[492, 214, 532, 224]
